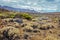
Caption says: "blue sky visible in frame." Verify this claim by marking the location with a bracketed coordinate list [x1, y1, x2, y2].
[0, 0, 60, 12]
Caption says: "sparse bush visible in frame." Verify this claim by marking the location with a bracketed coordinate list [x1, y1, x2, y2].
[0, 27, 20, 40]
[39, 25, 54, 30]
[32, 30, 40, 33]
[24, 34, 29, 39]
[44, 35, 58, 40]
[23, 29, 32, 32]
[31, 25, 38, 29]
[21, 23, 27, 27]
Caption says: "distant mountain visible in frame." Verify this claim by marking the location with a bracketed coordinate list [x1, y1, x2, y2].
[0, 6, 10, 12]
[0, 5, 60, 14]
[0, 5, 37, 13]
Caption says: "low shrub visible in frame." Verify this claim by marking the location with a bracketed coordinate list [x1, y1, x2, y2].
[0, 27, 20, 40]
[31, 25, 38, 29]
[44, 35, 58, 40]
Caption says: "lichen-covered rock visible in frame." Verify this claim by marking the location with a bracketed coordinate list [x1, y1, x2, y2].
[13, 18, 23, 24]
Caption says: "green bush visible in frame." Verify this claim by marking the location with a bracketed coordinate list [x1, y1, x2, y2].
[0, 14, 6, 19]
[9, 14, 16, 18]
[20, 13, 32, 20]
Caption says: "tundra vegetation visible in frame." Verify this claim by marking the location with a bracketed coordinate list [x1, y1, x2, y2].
[0, 8, 60, 40]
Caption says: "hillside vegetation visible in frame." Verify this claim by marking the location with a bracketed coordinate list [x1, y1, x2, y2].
[0, 8, 60, 40]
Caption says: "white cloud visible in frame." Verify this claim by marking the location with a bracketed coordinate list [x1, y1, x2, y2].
[0, 0, 60, 12]
[2, 0, 17, 2]
[33, 3, 37, 5]
[27, 2, 32, 5]
[3, 0, 11, 2]
[12, 3, 57, 12]
[26, 2, 38, 6]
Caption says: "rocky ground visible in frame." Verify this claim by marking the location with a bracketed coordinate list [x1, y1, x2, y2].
[0, 14, 60, 40]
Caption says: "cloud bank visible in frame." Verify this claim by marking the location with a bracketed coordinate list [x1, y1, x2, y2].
[0, 0, 60, 12]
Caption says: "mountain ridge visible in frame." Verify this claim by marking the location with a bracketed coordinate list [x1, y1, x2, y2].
[0, 5, 60, 14]
[0, 5, 38, 13]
